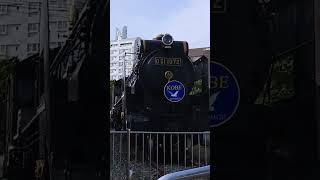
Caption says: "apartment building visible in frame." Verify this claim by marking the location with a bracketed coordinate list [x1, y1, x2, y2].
[110, 27, 141, 81]
[0, 0, 86, 60]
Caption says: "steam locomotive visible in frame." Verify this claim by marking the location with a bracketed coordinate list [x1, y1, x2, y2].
[111, 34, 209, 132]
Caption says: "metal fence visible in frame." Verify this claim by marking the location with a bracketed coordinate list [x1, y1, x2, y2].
[110, 130, 210, 180]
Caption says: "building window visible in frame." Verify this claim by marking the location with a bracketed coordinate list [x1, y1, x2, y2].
[120, 42, 132, 47]
[57, 21, 67, 30]
[110, 50, 117, 54]
[0, 4, 8, 14]
[0, 45, 6, 55]
[111, 56, 118, 61]
[27, 43, 39, 53]
[58, 42, 64, 47]
[50, 42, 57, 49]
[28, 2, 39, 16]
[57, 0, 67, 8]
[28, 23, 38, 33]
[0, 25, 7, 35]
[50, 0, 57, 6]
[49, 21, 57, 29]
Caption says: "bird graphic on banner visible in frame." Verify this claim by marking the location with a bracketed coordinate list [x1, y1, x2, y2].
[210, 91, 221, 112]
[169, 91, 179, 97]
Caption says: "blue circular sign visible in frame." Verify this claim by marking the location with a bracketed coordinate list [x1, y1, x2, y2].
[210, 61, 240, 127]
[164, 80, 185, 102]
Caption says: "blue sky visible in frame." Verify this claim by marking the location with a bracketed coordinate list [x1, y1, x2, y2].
[110, 0, 210, 48]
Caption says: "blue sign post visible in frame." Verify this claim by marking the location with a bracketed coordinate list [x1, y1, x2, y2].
[164, 80, 185, 103]
[210, 61, 240, 127]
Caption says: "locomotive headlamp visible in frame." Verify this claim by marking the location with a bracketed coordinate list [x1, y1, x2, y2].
[162, 34, 174, 46]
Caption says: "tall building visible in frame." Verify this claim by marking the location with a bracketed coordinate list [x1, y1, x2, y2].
[110, 27, 140, 81]
[0, 0, 86, 60]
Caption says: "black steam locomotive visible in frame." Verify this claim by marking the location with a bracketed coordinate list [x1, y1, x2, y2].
[111, 34, 209, 132]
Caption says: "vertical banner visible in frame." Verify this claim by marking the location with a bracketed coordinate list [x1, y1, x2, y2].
[209, 61, 240, 127]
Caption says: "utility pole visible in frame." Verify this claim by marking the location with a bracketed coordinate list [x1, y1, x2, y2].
[39, 0, 51, 178]
[122, 52, 135, 130]
[122, 52, 127, 129]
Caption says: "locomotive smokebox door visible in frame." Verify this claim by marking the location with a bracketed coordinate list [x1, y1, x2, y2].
[139, 40, 195, 101]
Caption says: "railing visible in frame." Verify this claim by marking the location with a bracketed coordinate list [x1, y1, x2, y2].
[110, 129, 210, 180]
[157, 165, 210, 180]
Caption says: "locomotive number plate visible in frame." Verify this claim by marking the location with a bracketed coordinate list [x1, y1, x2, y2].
[154, 57, 181, 66]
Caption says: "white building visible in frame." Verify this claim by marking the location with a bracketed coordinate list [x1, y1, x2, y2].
[0, 0, 86, 60]
[110, 27, 141, 81]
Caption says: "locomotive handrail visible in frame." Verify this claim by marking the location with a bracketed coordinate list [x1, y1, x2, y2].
[157, 165, 210, 180]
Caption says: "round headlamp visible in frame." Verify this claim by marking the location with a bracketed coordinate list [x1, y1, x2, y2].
[162, 34, 174, 46]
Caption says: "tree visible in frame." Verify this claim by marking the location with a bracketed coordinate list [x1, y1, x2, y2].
[189, 79, 203, 95]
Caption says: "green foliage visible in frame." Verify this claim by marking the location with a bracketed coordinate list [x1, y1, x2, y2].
[255, 54, 295, 105]
[110, 80, 115, 89]
[189, 79, 202, 95]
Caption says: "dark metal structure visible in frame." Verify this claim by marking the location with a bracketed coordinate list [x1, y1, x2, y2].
[212, 0, 319, 179]
[1, 0, 108, 179]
